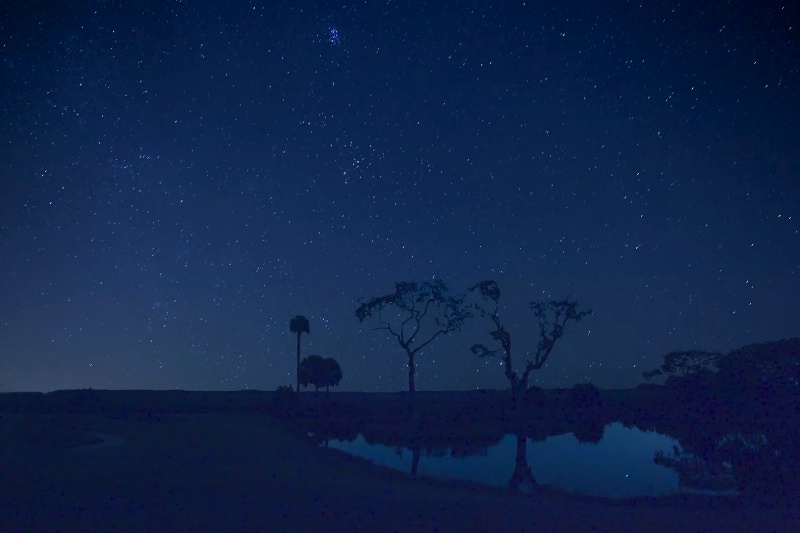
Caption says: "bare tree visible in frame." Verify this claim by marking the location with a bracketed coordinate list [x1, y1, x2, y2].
[355, 280, 470, 394]
[470, 280, 592, 401]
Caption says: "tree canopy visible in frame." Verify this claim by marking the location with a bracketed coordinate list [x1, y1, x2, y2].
[469, 280, 592, 400]
[289, 315, 310, 335]
[355, 279, 470, 393]
[716, 338, 800, 395]
[642, 350, 720, 381]
[299, 355, 343, 393]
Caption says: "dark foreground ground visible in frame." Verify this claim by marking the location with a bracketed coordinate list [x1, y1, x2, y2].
[0, 390, 798, 531]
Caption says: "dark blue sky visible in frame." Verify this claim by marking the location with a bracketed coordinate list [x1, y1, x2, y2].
[1, 1, 798, 392]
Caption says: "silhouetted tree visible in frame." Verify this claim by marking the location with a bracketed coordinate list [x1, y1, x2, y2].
[718, 338, 800, 384]
[470, 280, 592, 401]
[298, 355, 342, 395]
[642, 350, 720, 381]
[299, 354, 325, 392]
[355, 280, 470, 394]
[322, 357, 343, 395]
[289, 315, 310, 393]
[716, 338, 800, 406]
[641, 368, 664, 381]
[570, 382, 602, 410]
[468, 281, 515, 394]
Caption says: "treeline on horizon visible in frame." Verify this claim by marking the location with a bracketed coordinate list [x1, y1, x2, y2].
[1, 336, 795, 403]
[641, 337, 799, 393]
[297, 278, 798, 404]
[3, 277, 797, 400]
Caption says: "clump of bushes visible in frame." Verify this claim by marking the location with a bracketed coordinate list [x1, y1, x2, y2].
[524, 385, 549, 408]
[272, 384, 296, 412]
[572, 415, 606, 444]
[570, 382, 602, 409]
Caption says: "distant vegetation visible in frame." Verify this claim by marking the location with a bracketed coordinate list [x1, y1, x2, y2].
[642, 350, 720, 380]
[635, 338, 800, 500]
[299, 355, 343, 394]
[273, 384, 296, 409]
[642, 339, 799, 407]
[569, 382, 602, 410]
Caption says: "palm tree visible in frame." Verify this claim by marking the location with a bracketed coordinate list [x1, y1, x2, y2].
[289, 315, 310, 392]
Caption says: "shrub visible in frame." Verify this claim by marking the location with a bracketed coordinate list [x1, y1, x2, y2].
[570, 382, 601, 409]
[273, 384, 296, 412]
[524, 385, 549, 408]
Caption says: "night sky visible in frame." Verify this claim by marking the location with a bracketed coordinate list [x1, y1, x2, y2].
[1, 1, 798, 393]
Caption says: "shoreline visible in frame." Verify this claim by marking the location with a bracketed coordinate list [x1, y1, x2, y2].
[1, 411, 796, 531]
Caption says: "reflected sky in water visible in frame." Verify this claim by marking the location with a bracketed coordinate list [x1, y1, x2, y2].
[329, 422, 681, 498]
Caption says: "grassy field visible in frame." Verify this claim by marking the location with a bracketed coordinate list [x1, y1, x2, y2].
[0, 390, 797, 531]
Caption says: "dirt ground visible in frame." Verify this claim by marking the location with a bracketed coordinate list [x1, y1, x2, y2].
[0, 412, 797, 532]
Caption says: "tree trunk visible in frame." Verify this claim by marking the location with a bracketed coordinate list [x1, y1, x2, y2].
[509, 434, 537, 490]
[408, 353, 416, 393]
[511, 382, 523, 406]
[296, 331, 301, 393]
[410, 446, 421, 480]
[513, 366, 532, 403]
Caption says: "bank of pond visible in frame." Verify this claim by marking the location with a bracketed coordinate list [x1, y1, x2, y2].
[274, 387, 798, 504]
[1, 385, 796, 504]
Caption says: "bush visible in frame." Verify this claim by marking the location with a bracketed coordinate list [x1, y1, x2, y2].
[572, 415, 606, 444]
[524, 385, 549, 408]
[570, 382, 601, 409]
[272, 384, 296, 412]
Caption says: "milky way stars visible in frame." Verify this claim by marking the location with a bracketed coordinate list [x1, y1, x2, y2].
[1, 1, 798, 392]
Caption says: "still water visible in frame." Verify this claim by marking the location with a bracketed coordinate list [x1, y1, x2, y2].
[329, 422, 682, 498]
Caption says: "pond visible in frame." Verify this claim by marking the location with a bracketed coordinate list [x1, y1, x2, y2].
[328, 422, 689, 498]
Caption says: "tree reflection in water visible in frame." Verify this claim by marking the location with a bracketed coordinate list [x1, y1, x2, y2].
[508, 434, 537, 490]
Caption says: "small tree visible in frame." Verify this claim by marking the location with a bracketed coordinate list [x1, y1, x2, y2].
[470, 280, 592, 401]
[299, 354, 325, 391]
[716, 338, 800, 399]
[642, 350, 720, 381]
[642, 368, 664, 381]
[355, 280, 470, 394]
[299, 355, 343, 395]
[322, 357, 343, 395]
[289, 315, 310, 392]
